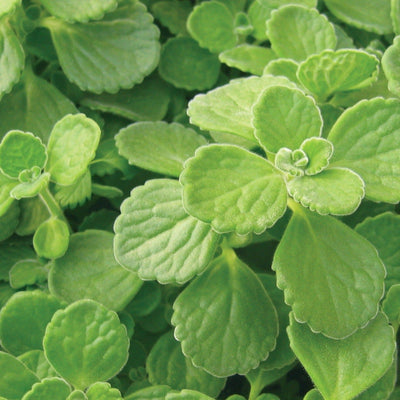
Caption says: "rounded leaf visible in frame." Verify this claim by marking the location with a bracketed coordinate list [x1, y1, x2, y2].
[86, 382, 122, 400]
[382, 36, 400, 97]
[300, 137, 333, 176]
[21, 377, 71, 400]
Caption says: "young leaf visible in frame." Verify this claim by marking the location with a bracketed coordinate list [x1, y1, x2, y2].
[67, 391, 88, 400]
[287, 168, 365, 215]
[272, 208, 385, 339]
[0, 291, 64, 356]
[172, 248, 278, 377]
[288, 312, 396, 400]
[263, 59, 300, 85]
[159, 37, 220, 91]
[0, 131, 47, 179]
[187, 75, 296, 142]
[43, 299, 129, 390]
[181, 144, 287, 235]
[18, 350, 57, 380]
[0, 19, 24, 100]
[0, 0, 20, 17]
[9, 259, 48, 289]
[266, 5, 337, 62]
[49, 230, 142, 311]
[252, 86, 323, 153]
[300, 137, 333, 175]
[382, 36, 400, 97]
[146, 331, 226, 397]
[328, 98, 400, 203]
[152, 0, 192, 35]
[85, 382, 123, 400]
[114, 179, 220, 284]
[10, 172, 50, 200]
[39, 0, 117, 23]
[21, 377, 71, 400]
[297, 49, 379, 100]
[46, 114, 101, 186]
[42, 2, 160, 93]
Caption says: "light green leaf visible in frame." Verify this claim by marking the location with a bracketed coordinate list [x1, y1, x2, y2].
[86, 382, 122, 400]
[382, 284, 400, 329]
[39, 0, 117, 22]
[258, 0, 317, 7]
[297, 49, 379, 100]
[266, 5, 336, 62]
[0, 290, 64, 356]
[0, 283, 15, 307]
[54, 170, 91, 209]
[18, 350, 57, 380]
[10, 172, 50, 200]
[91, 183, 122, 199]
[166, 390, 213, 400]
[355, 212, 400, 288]
[15, 197, 50, 236]
[382, 36, 400, 97]
[181, 144, 287, 235]
[287, 168, 365, 216]
[115, 122, 207, 178]
[0, 201, 19, 242]
[275, 148, 306, 177]
[187, 74, 296, 142]
[0, 174, 18, 217]
[300, 137, 333, 175]
[0, 352, 39, 400]
[247, 1, 271, 41]
[0, 19, 24, 100]
[187, 1, 236, 53]
[159, 37, 220, 91]
[42, 2, 160, 93]
[219, 45, 277, 76]
[392, 0, 400, 35]
[172, 248, 278, 377]
[304, 389, 323, 400]
[328, 97, 400, 203]
[152, 0, 192, 35]
[252, 85, 322, 153]
[43, 299, 129, 390]
[147, 331, 226, 397]
[67, 391, 87, 400]
[0, 131, 47, 179]
[46, 114, 101, 186]
[49, 230, 142, 311]
[124, 385, 174, 400]
[272, 208, 385, 339]
[324, 0, 392, 34]
[9, 259, 48, 289]
[263, 59, 300, 85]
[114, 179, 220, 284]
[288, 312, 396, 400]
[21, 377, 71, 400]
[0, 0, 20, 17]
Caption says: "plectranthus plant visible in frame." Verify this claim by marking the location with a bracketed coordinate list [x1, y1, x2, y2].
[1, 0, 400, 400]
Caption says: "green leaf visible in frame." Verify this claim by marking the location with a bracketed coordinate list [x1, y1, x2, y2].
[54, 170, 91, 209]
[0, 0, 20, 17]
[188, 75, 295, 142]
[304, 389, 324, 400]
[187, 1, 236, 53]
[21, 377, 71, 400]
[247, 1, 271, 41]
[39, 0, 117, 22]
[288, 312, 396, 400]
[0, 19, 24, 100]
[46, 114, 101, 186]
[219, 45, 277, 76]
[147, 331, 226, 397]
[166, 390, 214, 400]
[124, 385, 174, 400]
[392, 0, 400, 35]
[0, 173, 17, 217]
[382, 284, 400, 330]
[49, 230, 142, 312]
[355, 212, 400, 288]
[266, 5, 337, 62]
[152, 0, 192, 36]
[67, 391, 87, 400]
[287, 168, 365, 216]
[324, 0, 392, 34]
[0, 352, 39, 400]
[181, 144, 287, 235]
[18, 350, 57, 380]
[159, 37, 220, 91]
[382, 36, 400, 97]
[114, 179, 220, 284]
[297, 49, 379, 100]
[172, 248, 278, 377]
[272, 208, 385, 339]
[91, 183, 122, 199]
[0, 131, 47, 179]
[42, 2, 160, 93]
[300, 137, 333, 175]
[263, 59, 300, 85]
[115, 122, 207, 177]
[0, 201, 20, 242]
[0, 290, 64, 356]
[328, 97, 400, 203]
[86, 382, 122, 400]
[124, 281, 161, 318]
[43, 299, 129, 390]
[15, 197, 50, 236]
[10, 172, 50, 200]
[252, 86, 323, 153]
[9, 259, 48, 289]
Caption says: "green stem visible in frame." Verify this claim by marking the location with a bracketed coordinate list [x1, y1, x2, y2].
[248, 374, 264, 400]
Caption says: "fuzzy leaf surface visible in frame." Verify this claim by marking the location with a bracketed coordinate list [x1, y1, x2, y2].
[21, 377, 71, 400]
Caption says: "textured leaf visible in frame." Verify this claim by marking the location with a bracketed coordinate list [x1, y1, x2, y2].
[42, 2, 160, 93]
[272, 208, 385, 339]
[147, 331, 226, 397]
[0, 290, 64, 356]
[116, 122, 206, 177]
[18, 350, 57, 380]
[43, 299, 129, 390]
[159, 37, 220, 91]
[0, 0, 20, 17]
[382, 284, 400, 330]
[9, 259, 48, 289]
[187, 75, 295, 142]
[152, 0, 192, 35]
[288, 312, 396, 400]
[252, 85, 323, 153]
[114, 179, 219, 284]
[297, 49, 379, 100]
[181, 144, 287, 235]
[86, 382, 123, 400]
[300, 137, 333, 175]
[328, 98, 400, 203]
[49, 230, 142, 311]
[21, 377, 71, 400]
[46, 114, 101, 186]
[39, 0, 117, 22]
[266, 5, 336, 62]
[263, 59, 300, 85]
[172, 248, 278, 377]
[10, 172, 50, 200]
[382, 36, 400, 97]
